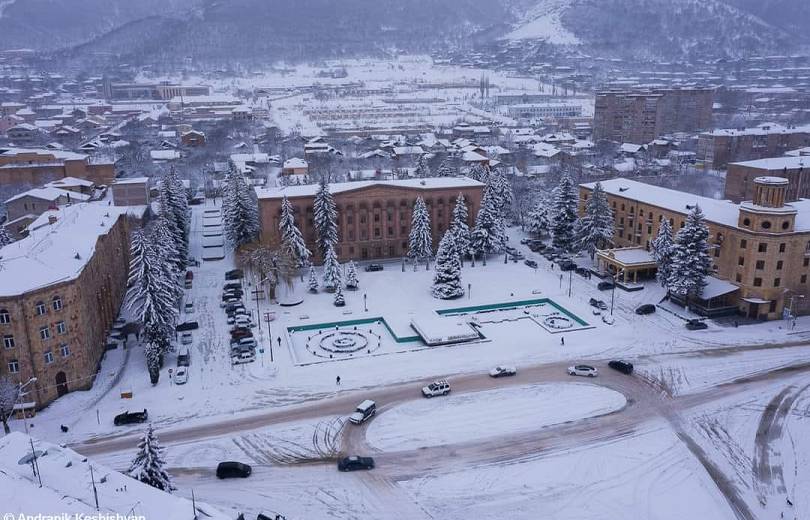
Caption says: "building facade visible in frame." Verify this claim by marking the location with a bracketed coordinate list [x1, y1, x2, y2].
[257, 178, 484, 262]
[111, 177, 150, 206]
[0, 204, 135, 408]
[580, 177, 810, 320]
[0, 148, 115, 189]
[725, 156, 810, 203]
[697, 124, 810, 170]
[593, 87, 714, 144]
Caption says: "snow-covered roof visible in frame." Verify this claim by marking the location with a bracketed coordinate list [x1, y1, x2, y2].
[150, 150, 181, 160]
[730, 155, 810, 171]
[231, 153, 270, 164]
[0, 147, 87, 161]
[283, 157, 308, 169]
[257, 177, 485, 200]
[393, 146, 424, 156]
[620, 143, 645, 154]
[700, 276, 740, 300]
[785, 147, 810, 157]
[599, 247, 655, 266]
[704, 123, 810, 137]
[44, 176, 95, 188]
[410, 314, 481, 346]
[113, 176, 149, 185]
[462, 150, 489, 162]
[4, 187, 90, 204]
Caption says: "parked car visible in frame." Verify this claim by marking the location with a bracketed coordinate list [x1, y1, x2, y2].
[185, 270, 194, 281]
[589, 298, 608, 311]
[184, 279, 192, 289]
[338, 456, 375, 472]
[597, 281, 615, 291]
[114, 409, 148, 426]
[231, 337, 257, 349]
[567, 365, 598, 377]
[223, 282, 242, 290]
[176, 347, 191, 367]
[176, 321, 199, 332]
[221, 297, 241, 308]
[489, 365, 517, 378]
[231, 350, 256, 365]
[174, 367, 188, 385]
[225, 269, 244, 280]
[186, 257, 200, 267]
[184, 301, 194, 314]
[608, 360, 634, 374]
[520, 238, 531, 245]
[524, 259, 538, 268]
[510, 251, 525, 260]
[216, 461, 252, 479]
[181, 332, 193, 345]
[230, 328, 253, 340]
[635, 304, 656, 315]
[575, 267, 590, 278]
[365, 263, 384, 272]
[422, 379, 451, 398]
[686, 319, 708, 330]
[349, 400, 377, 425]
[558, 260, 577, 271]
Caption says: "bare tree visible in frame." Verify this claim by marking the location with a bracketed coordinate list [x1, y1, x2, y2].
[0, 377, 19, 435]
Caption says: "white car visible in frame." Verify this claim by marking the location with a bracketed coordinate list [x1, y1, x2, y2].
[180, 332, 193, 345]
[567, 365, 598, 377]
[232, 351, 256, 365]
[174, 367, 188, 385]
[421, 380, 451, 398]
[184, 301, 194, 314]
[489, 365, 517, 378]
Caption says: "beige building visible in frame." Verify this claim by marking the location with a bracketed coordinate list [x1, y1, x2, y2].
[0, 148, 115, 189]
[4, 187, 90, 222]
[725, 156, 810, 203]
[0, 203, 138, 408]
[257, 177, 484, 262]
[580, 177, 810, 320]
[111, 177, 150, 206]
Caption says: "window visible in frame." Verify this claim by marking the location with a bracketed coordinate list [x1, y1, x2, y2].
[59, 344, 70, 357]
[805, 258, 810, 267]
[782, 221, 790, 230]
[44, 351, 54, 364]
[8, 359, 19, 373]
[3, 335, 14, 349]
[35, 301, 46, 315]
[774, 278, 781, 288]
[802, 274, 807, 284]
[758, 243, 768, 253]
[743, 218, 751, 226]
[753, 277, 762, 287]
[761, 221, 772, 229]
[56, 321, 67, 335]
[777, 260, 783, 270]
[52, 296, 62, 311]
[0, 309, 8, 324]
[756, 260, 765, 270]
[735, 273, 742, 283]
[738, 257, 745, 266]
[770, 301, 778, 313]
[740, 239, 747, 249]
[779, 243, 786, 253]
[39, 326, 50, 340]
[374, 213, 380, 223]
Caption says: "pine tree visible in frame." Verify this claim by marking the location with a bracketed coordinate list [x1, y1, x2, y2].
[279, 195, 311, 267]
[345, 260, 359, 289]
[307, 265, 319, 293]
[651, 219, 675, 288]
[415, 155, 431, 178]
[526, 199, 550, 237]
[449, 194, 470, 260]
[551, 173, 579, 253]
[158, 169, 189, 265]
[668, 206, 712, 299]
[313, 180, 338, 258]
[151, 215, 182, 302]
[471, 189, 505, 255]
[468, 163, 490, 183]
[321, 244, 341, 292]
[408, 196, 433, 260]
[128, 424, 174, 492]
[487, 168, 513, 217]
[432, 231, 464, 299]
[223, 168, 259, 249]
[334, 284, 346, 306]
[0, 227, 13, 248]
[575, 182, 614, 259]
[436, 160, 455, 177]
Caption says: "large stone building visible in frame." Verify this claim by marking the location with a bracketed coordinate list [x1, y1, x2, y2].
[697, 123, 810, 170]
[0, 148, 115, 189]
[0, 203, 137, 408]
[580, 177, 810, 320]
[725, 156, 810, 202]
[257, 178, 485, 262]
[593, 87, 714, 144]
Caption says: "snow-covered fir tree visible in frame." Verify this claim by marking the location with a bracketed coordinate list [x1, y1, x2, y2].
[415, 155, 431, 178]
[432, 231, 464, 299]
[313, 180, 338, 257]
[449, 194, 470, 261]
[436, 160, 455, 177]
[334, 284, 346, 306]
[307, 265, 319, 293]
[128, 424, 174, 492]
[158, 169, 189, 264]
[668, 205, 712, 299]
[345, 260, 359, 289]
[407, 196, 433, 260]
[467, 163, 489, 183]
[279, 195, 311, 266]
[151, 214, 183, 301]
[0, 227, 13, 248]
[551, 173, 579, 253]
[223, 168, 259, 249]
[526, 199, 550, 236]
[651, 219, 675, 288]
[487, 168, 513, 216]
[471, 188, 505, 255]
[575, 182, 614, 259]
[321, 244, 342, 292]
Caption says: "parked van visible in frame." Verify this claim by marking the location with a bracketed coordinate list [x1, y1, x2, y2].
[349, 400, 377, 425]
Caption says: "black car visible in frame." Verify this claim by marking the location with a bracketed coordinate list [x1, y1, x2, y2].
[223, 282, 242, 290]
[575, 267, 590, 278]
[608, 360, 634, 374]
[225, 269, 244, 280]
[597, 281, 615, 291]
[338, 456, 375, 472]
[686, 319, 708, 330]
[216, 461, 252, 479]
[114, 409, 148, 426]
[176, 321, 199, 332]
[524, 259, 538, 268]
[589, 298, 608, 311]
[635, 304, 656, 315]
[558, 260, 577, 271]
[364, 264, 384, 272]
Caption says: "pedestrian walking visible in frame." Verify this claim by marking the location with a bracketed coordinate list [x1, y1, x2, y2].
[560, 336, 565, 346]
[336, 375, 341, 386]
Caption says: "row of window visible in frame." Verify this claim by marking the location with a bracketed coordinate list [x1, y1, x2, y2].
[0, 296, 64, 325]
[2, 321, 68, 349]
[6, 344, 70, 373]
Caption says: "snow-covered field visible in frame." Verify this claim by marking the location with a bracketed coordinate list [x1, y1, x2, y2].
[367, 382, 626, 451]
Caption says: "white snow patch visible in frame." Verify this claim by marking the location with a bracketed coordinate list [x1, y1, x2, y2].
[504, 0, 579, 45]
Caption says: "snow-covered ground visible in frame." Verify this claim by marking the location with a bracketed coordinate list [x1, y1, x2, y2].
[504, 0, 580, 45]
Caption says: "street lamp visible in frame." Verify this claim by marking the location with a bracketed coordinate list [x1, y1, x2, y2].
[610, 269, 625, 316]
[363, 293, 368, 312]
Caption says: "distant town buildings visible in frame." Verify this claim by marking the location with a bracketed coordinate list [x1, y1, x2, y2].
[697, 123, 810, 170]
[101, 78, 210, 100]
[725, 156, 810, 203]
[111, 177, 150, 206]
[0, 148, 115, 189]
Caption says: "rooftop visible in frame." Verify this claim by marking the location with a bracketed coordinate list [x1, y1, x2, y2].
[257, 177, 485, 200]
[730, 156, 810, 171]
[5, 187, 90, 204]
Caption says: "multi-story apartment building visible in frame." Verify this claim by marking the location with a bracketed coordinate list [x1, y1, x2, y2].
[580, 177, 810, 320]
[593, 87, 714, 144]
[725, 156, 810, 203]
[0, 203, 136, 408]
[257, 178, 484, 262]
[0, 148, 115, 189]
[697, 123, 810, 170]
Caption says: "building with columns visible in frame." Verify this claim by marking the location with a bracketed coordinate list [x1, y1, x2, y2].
[256, 178, 485, 262]
[580, 177, 810, 320]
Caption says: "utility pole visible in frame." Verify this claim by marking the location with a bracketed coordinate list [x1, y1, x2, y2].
[90, 465, 99, 510]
